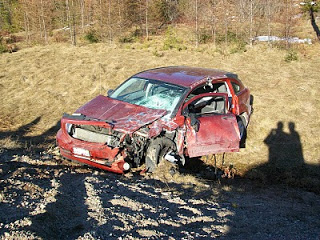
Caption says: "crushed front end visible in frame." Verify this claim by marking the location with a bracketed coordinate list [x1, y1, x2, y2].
[56, 114, 131, 174]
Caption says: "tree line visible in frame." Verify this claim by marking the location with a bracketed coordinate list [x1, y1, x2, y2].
[0, 0, 319, 47]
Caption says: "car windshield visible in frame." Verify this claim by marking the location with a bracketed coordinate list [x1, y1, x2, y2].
[110, 77, 186, 117]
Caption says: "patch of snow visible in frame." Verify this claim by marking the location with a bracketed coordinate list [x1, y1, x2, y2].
[254, 36, 312, 44]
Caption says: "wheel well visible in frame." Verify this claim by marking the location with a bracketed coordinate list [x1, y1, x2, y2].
[238, 113, 248, 127]
[145, 136, 177, 172]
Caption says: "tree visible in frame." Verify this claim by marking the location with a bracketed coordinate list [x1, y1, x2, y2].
[301, 0, 320, 41]
[195, 0, 198, 47]
[66, 0, 77, 45]
[0, 0, 21, 33]
[153, 0, 181, 28]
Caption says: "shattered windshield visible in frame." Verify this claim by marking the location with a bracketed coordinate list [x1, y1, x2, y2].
[110, 77, 186, 117]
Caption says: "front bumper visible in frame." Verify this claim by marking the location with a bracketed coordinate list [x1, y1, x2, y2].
[56, 129, 128, 174]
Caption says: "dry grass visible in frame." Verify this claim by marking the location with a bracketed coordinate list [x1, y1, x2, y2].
[0, 41, 319, 187]
[0, 136, 22, 149]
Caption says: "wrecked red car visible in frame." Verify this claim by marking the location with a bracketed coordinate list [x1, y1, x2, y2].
[56, 66, 253, 173]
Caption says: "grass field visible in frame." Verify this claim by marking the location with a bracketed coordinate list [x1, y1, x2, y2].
[0, 42, 319, 191]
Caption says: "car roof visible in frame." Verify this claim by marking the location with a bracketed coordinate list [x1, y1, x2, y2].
[134, 66, 238, 88]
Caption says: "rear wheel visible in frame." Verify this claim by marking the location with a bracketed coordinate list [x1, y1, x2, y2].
[145, 137, 176, 172]
[237, 118, 247, 148]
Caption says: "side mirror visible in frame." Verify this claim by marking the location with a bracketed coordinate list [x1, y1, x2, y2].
[107, 89, 114, 96]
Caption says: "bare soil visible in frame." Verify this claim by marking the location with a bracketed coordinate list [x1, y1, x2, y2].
[1, 147, 320, 240]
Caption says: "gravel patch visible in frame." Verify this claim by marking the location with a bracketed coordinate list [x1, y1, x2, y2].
[1, 149, 320, 239]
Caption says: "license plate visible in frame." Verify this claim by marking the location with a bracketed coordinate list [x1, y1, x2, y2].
[73, 147, 90, 157]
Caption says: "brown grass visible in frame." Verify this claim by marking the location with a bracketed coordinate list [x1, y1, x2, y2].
[0, 41, 319, 187]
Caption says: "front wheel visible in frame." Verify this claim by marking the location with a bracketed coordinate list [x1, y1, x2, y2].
[145, 137, 176, 172]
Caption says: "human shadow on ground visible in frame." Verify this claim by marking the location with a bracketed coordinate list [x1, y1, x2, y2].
[245, 121, 320, 193]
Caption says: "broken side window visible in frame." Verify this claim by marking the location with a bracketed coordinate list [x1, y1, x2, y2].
[188, 95, 226, 116]
[185, 82, 229, 102]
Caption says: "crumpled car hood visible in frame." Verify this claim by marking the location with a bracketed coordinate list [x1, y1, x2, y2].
[75, 95, 167, 133]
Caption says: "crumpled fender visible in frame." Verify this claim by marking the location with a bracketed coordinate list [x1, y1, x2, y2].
[147, 119, 180, 138]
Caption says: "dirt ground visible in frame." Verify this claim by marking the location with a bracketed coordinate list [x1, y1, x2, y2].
[1, 147, 319, 240]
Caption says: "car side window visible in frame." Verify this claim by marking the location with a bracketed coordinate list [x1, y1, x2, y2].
[188, 96, 226, 116]
[185, 82, 228, 102]
[231, 82, 241, 94]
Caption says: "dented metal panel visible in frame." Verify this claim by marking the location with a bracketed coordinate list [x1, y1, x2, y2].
[182, 93, 240, 157]
[75, 95, 167, 133]
[185, 114, 240, 157]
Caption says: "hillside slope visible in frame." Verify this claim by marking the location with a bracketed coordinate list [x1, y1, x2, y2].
[0, 43, 319, 187]
[1, 43, 320, 239]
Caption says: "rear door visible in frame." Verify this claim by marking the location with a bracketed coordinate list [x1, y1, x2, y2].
[183, 93, 240, 158]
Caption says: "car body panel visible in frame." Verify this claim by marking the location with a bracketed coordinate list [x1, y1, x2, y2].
[56, 127, 125, 174]
[75, 95, 167, 133]
[135, 66, 230, 88]
[182, 93, 240, 157]
[185, 114, 240, 157]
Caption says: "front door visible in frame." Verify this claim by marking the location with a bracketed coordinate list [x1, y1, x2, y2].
[183, 93, 240, 158]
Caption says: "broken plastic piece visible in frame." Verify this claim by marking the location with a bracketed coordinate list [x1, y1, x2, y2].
[123, 162, 130, 171]
[164, 151, 179, 163]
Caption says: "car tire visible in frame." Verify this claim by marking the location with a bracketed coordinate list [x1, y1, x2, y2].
[237, 118, 247, 148]
[145, 137, 176, 172]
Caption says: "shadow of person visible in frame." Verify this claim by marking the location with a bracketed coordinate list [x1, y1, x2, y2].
[263, 121, 289, 168]
[263, 121, 304, 170]
[287, 122, 304, 166]
[244, 121, 320, 192]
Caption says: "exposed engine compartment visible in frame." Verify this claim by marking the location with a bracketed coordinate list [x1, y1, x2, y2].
[68, 124, 124, 148]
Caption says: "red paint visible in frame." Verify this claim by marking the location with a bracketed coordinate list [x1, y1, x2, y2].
[136, 66, 229, 88]
[75, 95, 167, 133]
[182, 93, 240, 157]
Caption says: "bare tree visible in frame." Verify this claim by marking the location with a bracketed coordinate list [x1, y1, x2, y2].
[249, 0, 254, 45]
[40, 0, 48, 44]
[301, 0, 320, 41]
[22, 0, 31, 44]
[209, 0, 217, 46]
[108, 0, 112, 43]
[80, 0, 85, 33]
[66, 0, 76, 45]
[146, 0, 149, 40]
[195, 0, 199, 47]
